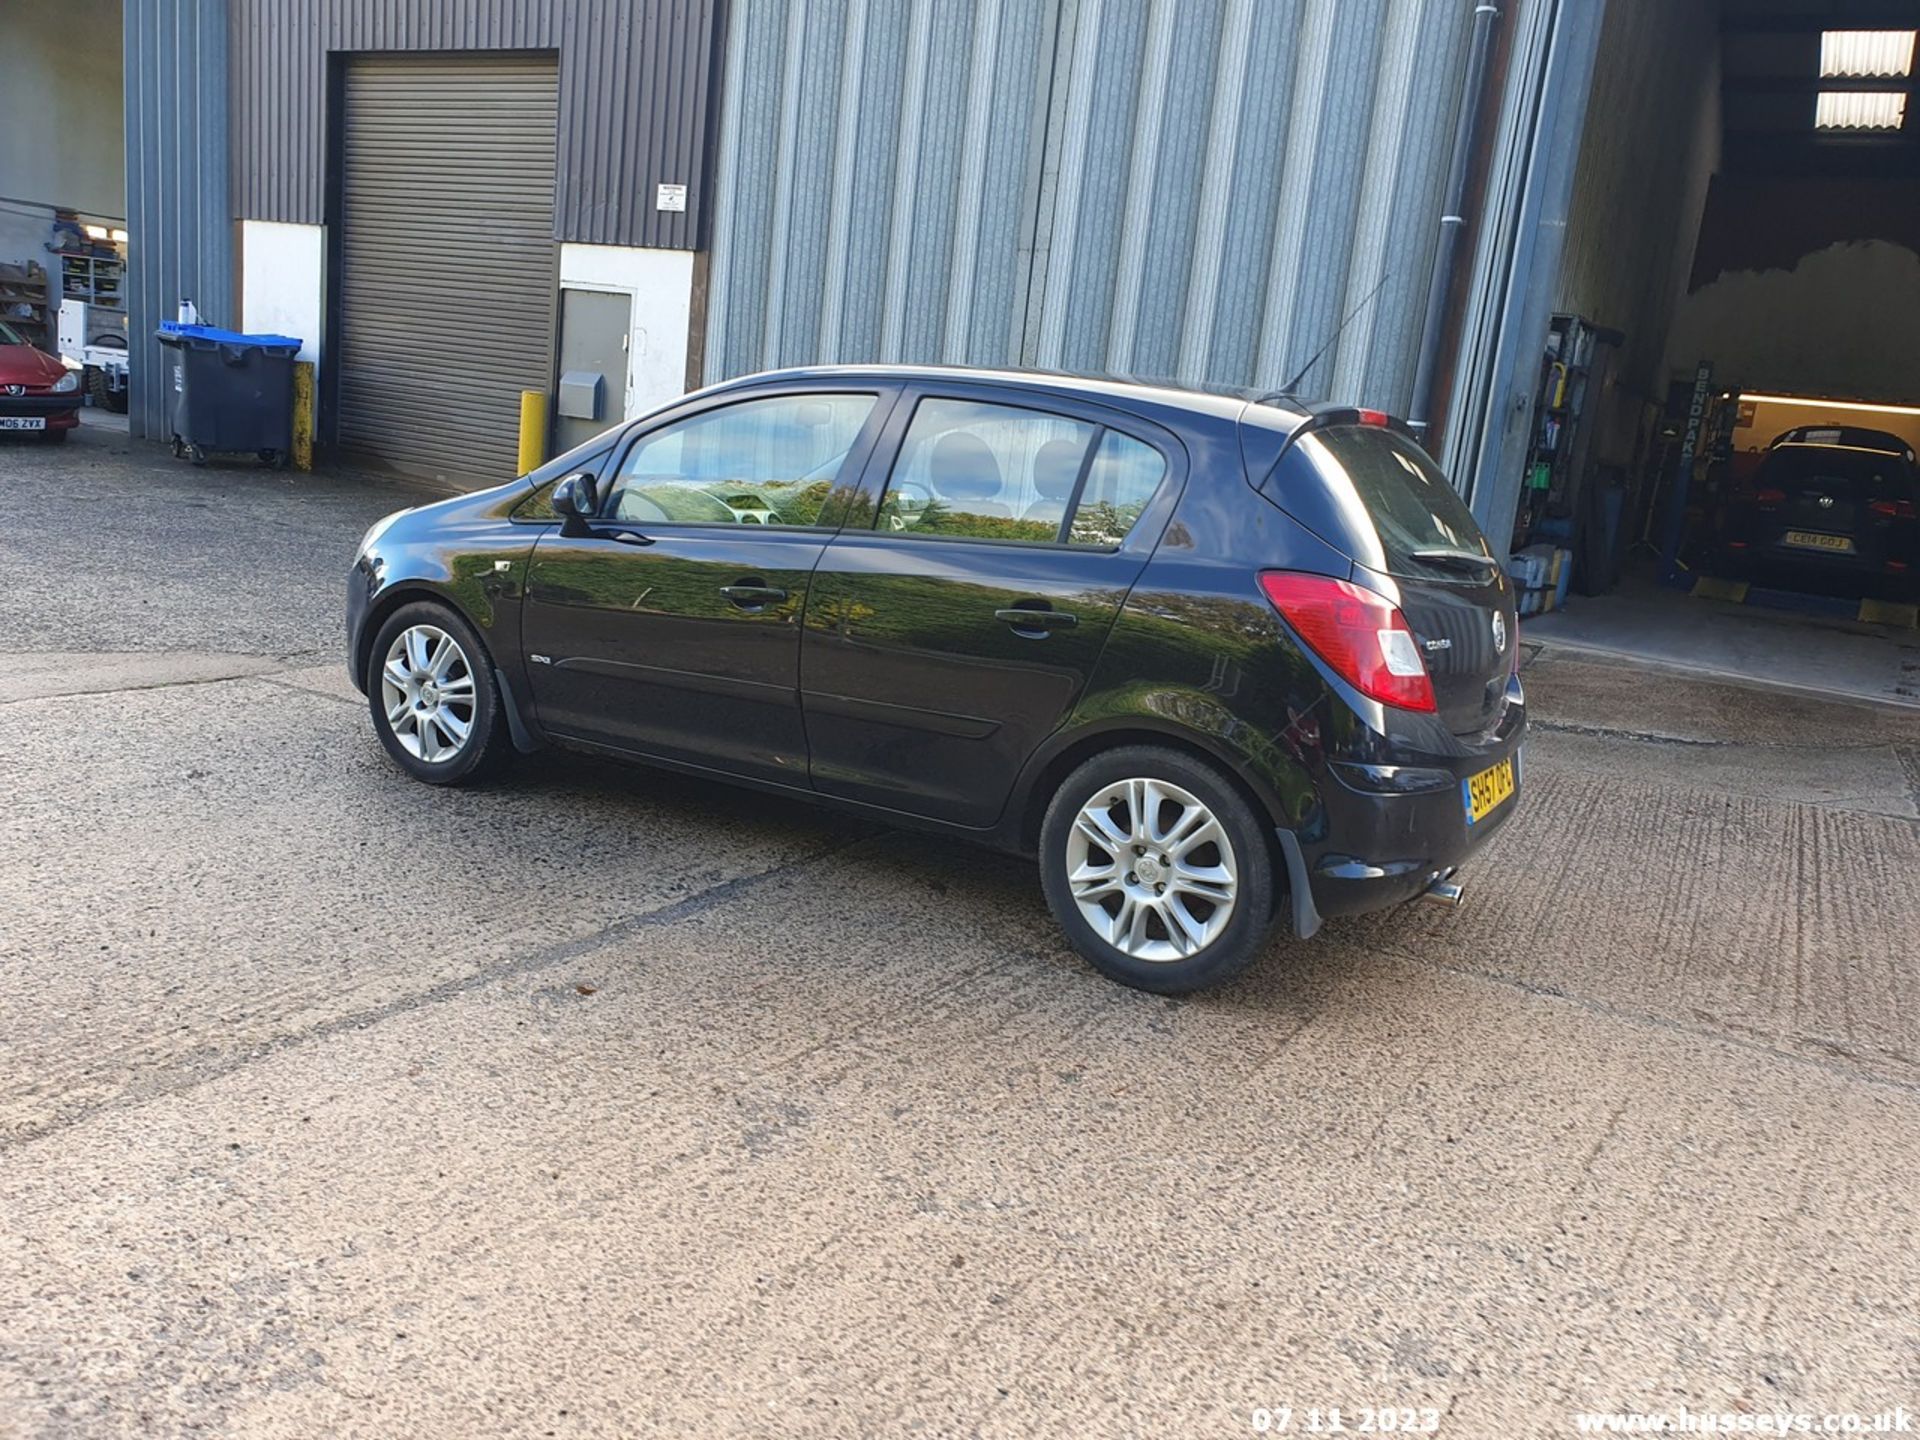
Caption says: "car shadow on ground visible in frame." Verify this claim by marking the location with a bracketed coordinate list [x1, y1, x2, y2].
[496, 743, 1342, 1021]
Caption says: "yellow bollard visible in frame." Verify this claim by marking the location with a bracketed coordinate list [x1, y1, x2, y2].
[291, 361, 315, 471]
[517, 390, 548, 475]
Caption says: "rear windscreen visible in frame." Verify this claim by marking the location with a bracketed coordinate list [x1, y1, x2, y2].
[1756, 446, 1917, 502]
[1296, 425, 1492, 581]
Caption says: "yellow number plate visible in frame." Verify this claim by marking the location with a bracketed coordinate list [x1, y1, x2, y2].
[1783, 530, 1853, 553]
[1463, 756, 1515, 825]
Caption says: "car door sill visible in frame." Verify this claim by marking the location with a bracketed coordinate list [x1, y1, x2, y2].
[543, 733, 1009, 841]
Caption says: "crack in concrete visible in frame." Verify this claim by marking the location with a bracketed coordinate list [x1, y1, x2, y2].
[0, 836, 877, 1154]
[1374, 943, 1920, 1100]
[1530, 719, 1736, 748]
[0, 652, 324, 706]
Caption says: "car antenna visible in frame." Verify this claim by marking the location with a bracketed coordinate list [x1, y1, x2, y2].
[1275, 271, 1393, 399]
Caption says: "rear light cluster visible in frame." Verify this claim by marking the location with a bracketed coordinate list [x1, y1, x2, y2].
[1258, 572, 1437, 713]
[1754, 488, 1786, 506]
[1868, 498, 1917, 519]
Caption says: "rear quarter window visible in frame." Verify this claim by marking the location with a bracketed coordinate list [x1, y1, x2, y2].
[1291, 426, 1493, 581]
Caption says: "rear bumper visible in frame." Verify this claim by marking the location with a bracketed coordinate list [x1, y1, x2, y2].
[1291, 706, 1527, 930]
[1713, 541, 1914, 602]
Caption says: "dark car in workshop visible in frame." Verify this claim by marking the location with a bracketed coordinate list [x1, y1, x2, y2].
[1713, 427, 1918, 602]
[347, 367, 1525, 994]
[0, 318, 83, 441]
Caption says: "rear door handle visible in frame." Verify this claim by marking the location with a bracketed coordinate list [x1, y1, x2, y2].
[721, 583, 788, 608]
[995, 607, 1078, 632]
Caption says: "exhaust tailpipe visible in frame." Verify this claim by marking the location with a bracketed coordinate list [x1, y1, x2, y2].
[1419, 874, 1465, 909]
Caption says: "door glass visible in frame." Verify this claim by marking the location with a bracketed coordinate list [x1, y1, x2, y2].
[608, 392, 876, 527]
[877, 399, 1097, 543]
[1065, 431, 1166, 547]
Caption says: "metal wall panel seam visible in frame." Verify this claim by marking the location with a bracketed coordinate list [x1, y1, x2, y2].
[758, 0, 813, 368]
[700, 0, 756, 383]
[1033, 0, 1105, 368]
[1329, 0, 1423, 404]
[876, 0, 934, 363]
[941, 0, 1005, 363]
[1101, 0, 1176, 372]
[1011, 0, 1074, 367]
[1175, 0, 1256, 383]
[1252, 0, 1334, 389]
[817, 0, 869, 362]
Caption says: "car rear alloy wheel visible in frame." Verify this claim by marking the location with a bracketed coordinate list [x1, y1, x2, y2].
[1065, 778, 1238, 962]
[1040, 745, 1276, 994]
[366, 601, 511, 787]
[380, 624, 476, 764]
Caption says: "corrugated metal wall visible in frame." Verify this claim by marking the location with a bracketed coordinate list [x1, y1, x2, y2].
[124, 0, 232, 441]
[228, 0, 722, 249]
[705, 0, 1056, 380]
[705, 0, 1477, 410]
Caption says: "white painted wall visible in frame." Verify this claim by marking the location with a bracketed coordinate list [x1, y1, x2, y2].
[1663, 240, 1920, 406]
[239, 220, 325, 364]
[557, 243, 695, 420]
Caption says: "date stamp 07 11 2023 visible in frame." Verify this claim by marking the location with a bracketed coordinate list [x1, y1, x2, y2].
[1249, 1406, 1441, 1433]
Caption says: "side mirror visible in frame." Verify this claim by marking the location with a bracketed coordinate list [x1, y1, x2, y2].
[551, 471, 599, 533]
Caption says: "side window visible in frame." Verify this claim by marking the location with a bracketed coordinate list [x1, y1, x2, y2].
[607, 392, 876, 527]
[512, 434, 617, 520]
[1066, 431, 1166, 547]
[877, 399, 1097, 543]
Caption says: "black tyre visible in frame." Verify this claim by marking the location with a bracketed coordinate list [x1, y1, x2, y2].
[1039, 745, 1277, 994]
[366, 601, 513, 787]
[86, 367, 128, 413]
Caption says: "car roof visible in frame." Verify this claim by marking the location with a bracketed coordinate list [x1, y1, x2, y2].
[1769, 424, 1914, 459]
[703, 363, 1326, 429]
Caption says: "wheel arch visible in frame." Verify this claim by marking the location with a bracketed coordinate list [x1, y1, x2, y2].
[352, 581, 481, 692]
[1010, 717, 1292, 858]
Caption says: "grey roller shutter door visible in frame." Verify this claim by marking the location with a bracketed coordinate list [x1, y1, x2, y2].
[338, 55, 558, 486]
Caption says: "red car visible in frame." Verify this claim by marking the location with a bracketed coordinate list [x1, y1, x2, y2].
[0, 318, 83, 441]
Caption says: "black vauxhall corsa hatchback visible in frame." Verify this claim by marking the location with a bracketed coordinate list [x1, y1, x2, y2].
[348, 367, 1525, 993]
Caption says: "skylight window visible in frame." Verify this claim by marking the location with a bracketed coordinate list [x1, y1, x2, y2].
[1819, 30, 1916, 78]
[1814, 32, 1913, 131]
[1815, 91, 1908, 131]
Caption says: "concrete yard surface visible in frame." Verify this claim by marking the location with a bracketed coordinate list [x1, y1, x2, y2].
[1, 423, 1916, 1438]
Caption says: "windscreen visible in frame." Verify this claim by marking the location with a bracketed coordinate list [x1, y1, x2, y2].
[1298, 426, 1492, 581]
[0, 320, 28, 347]
[1755, 445, 1917, 503]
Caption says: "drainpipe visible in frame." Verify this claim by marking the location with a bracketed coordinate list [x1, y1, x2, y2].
[1407, 1, 1501, 443]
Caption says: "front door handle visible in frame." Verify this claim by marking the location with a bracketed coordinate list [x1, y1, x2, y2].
[721, 583, 789, 608]
[995, 606, 1078, 633]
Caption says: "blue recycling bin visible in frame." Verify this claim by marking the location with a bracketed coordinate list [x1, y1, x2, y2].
[156, 322, 302, 467]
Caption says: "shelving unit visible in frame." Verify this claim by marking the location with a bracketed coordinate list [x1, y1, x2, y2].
[0, 259, 51, 347]
[58, 250, 124, 313]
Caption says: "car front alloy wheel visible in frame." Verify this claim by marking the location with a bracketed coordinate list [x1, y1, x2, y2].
[380, 623, 477, 764]
[366, 601, 511, 786]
